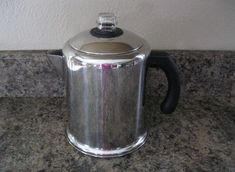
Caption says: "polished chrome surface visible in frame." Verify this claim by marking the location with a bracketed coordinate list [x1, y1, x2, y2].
[63, 12, 145, 57]
[66, 29, 144, 56]
[55, 13, 152, 157]
[67, 127, 147, 158]
[47, 50, 64, 77]
[65, 49, 149, 157]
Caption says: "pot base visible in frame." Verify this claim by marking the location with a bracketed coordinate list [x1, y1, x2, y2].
[66, 127, 147, 158]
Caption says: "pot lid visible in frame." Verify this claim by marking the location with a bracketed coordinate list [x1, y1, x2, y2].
[67, 13, 145, 56]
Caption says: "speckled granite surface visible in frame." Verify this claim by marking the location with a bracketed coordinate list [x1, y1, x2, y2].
[0, 96, 234, 171]
[0, 51, 64, 97]
[0, 51, 234, 101]
[0, 50, 234, 171]
[147, 51, 235, 102]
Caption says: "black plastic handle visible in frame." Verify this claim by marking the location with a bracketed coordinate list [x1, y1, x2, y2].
[147, 51, 181, 114]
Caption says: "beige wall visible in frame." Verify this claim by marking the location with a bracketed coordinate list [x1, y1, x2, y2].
[1, 0, 235, 50]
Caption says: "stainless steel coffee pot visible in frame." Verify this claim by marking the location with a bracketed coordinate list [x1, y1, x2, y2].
[48, 13, 180, 158]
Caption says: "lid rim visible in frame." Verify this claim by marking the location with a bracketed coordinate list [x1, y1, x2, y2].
[68, 41, 143, 56]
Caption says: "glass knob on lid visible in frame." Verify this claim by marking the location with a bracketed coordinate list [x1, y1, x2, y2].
[97, 12, 117, 32]
[90, 12, 123, 38]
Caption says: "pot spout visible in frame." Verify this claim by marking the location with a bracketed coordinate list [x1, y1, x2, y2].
[47, 50, 64, 77]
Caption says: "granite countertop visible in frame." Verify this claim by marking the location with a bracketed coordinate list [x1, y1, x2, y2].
[1, 96, 234, 172]
[0, 50, 234, 171]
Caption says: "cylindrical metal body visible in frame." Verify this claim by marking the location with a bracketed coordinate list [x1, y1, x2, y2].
[60, 13, 151, 157]
[48, 13, 181, 158]
[65, 52, 149, 157]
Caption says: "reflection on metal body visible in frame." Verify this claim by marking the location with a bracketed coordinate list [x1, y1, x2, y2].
[47, 12, 181, 157]
[64, 52, 149, 158]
